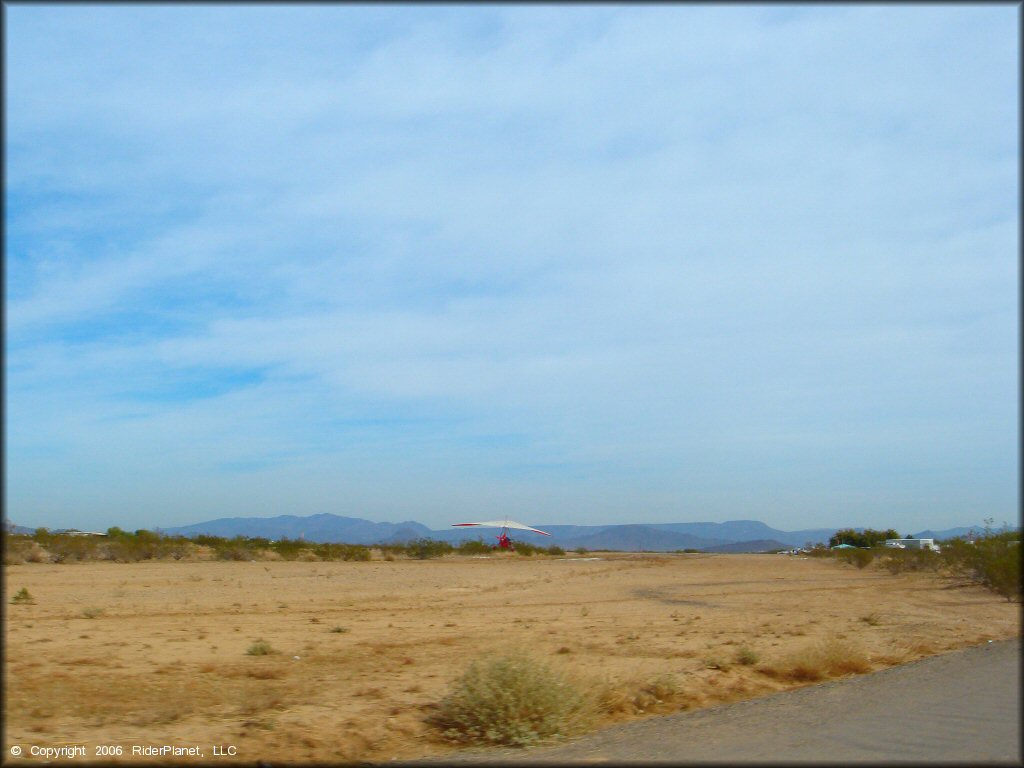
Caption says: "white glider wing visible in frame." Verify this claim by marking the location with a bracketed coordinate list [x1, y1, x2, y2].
[452, 520, 551, 536]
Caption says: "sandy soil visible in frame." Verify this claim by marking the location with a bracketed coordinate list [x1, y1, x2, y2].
[4, 553, 1020, 763]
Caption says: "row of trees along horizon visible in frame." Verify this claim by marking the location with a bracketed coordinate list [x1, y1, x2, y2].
[6, 521, 1020, 602]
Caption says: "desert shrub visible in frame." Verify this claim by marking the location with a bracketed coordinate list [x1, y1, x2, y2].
[574, 547, 588, 555]
[191, 534, 226, 549]
[46, 535, 103, 563]
[595, 683, 634, 715]
[840, 548, 874, 569]
[596, 674, 684, 715]
[25, 542, 51, 563]
[546, 545, 565, 556]
[941, 530, 1020, 601]
[735, 647, 759, 665]
[246, 639, 275, 656]
[310, 543, 336, 560]
[162, 540, 191, 560]
[638, 674, 680, 705]
[427, 651, 594, 747]
[81, 607, 105, 619]
[407, 538, 453, 560]
[218, 547, 251, 562]
[513, 542, 539, 556]
[341, 545, 371, 561]
[269, 538, 307, 560]
[879, 547, 940, 575]
[102, 538, 146, 563]
[11, 587, 34, 604]
[759, 637, 870, 682]
[3, 537, 41, 565]
[4, 549, 25, 566]
[457, 539, 493, 555]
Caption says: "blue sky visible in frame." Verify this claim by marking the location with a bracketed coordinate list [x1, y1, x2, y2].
[5, 4, 1018, 534]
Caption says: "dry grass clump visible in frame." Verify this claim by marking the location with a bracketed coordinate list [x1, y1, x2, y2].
[631, 674, 683, 712]
[735, 646, 759, 666]
[5, 547, 27, 565]
[11, 541, 52, 564]
[246, 639, 276, 656]
[759, 636, 871, 682]
[595, 673, 686, 716]
[427, 651, 594, 747]
[874, 638, 939, 665]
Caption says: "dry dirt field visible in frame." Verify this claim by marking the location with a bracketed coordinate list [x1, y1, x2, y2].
[4, 552, 1020, 763]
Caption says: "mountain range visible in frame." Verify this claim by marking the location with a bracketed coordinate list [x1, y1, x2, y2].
[148, 514, 996, 553]
[5, 515, 1006, 553]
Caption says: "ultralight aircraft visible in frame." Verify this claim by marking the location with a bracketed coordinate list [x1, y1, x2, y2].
[451, 519, 551, 550]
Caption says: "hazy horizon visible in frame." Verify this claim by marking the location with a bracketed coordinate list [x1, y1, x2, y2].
[5, 509, 1010, 541]
[6, 5, 1018, 535]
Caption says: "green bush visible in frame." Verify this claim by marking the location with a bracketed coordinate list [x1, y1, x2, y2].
[942, 530, 1021, 601]
[311, 543, 371, 561]
[407, 538, 453, 560]
[11, 587, 34, 605]
[735, 647, 759, 665]
[878, 547, 940, 575]
[218, 547, 251, 561]
[457, 539, 493, 555]
[342, 545, 371, 561]
[246, 639, 275, 656]
[841, 548, 874, 569]
[46, 535, 101, 563]
[512, 541, 539, 556]
[427, 651, 593, 747]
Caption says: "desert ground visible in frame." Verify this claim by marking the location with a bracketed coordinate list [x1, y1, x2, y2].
[4, 552, 1020, 763]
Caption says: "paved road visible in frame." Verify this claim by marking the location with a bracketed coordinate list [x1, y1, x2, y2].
[406, 638, 1021, 764]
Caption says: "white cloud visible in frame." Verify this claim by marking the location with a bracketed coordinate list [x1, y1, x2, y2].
[5, 4, 1017, 532]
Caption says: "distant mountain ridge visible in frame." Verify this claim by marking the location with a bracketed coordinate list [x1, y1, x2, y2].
[151, 514, 995, 553]
[9, 514, 1006, 553]
[159, 513, 434, 545]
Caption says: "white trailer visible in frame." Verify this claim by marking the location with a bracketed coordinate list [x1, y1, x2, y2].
[884, 538, 940, 553]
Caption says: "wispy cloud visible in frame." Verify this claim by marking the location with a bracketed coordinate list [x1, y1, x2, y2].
[5, 5, 1017, 533]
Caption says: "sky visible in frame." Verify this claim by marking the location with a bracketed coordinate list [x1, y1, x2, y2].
[4, 4, 1019, 535]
